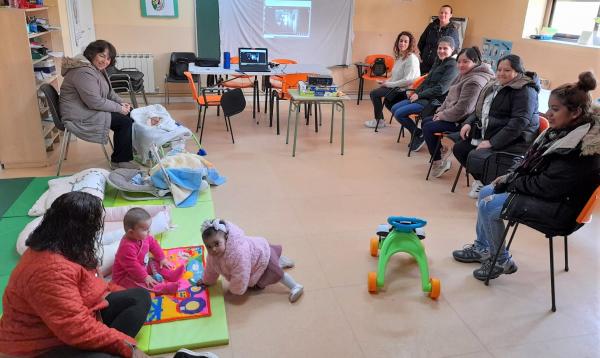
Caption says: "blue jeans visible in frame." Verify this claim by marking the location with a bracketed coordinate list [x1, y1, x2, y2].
[475, 185, 510, 262]
[421, 117, 459, 160]
[391, 100, 425, 135]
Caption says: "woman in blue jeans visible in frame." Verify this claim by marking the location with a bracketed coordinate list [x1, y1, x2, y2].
[391, 36, 458, 151]
[452, 71, 600, 281]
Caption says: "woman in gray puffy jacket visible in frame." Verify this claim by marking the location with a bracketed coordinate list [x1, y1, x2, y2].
[59, 40, 137, 169]
[419, 46, 494, 178]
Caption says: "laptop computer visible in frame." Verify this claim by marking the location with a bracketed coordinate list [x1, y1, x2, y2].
[238, 48, 270, 72]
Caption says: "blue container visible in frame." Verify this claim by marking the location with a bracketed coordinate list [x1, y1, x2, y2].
[223, 51, 231, 69]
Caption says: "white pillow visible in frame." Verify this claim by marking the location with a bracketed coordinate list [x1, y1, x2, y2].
[28, 168, 109, 216]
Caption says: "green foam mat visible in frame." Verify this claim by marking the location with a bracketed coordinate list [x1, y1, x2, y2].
[1, 177, 56, 218]
[110, 187, 213, 207]
[0, 178, 33, 218]
[0, 216, 35, 276]
[145, 280, 229, 355]
[161, 202, 215, 249]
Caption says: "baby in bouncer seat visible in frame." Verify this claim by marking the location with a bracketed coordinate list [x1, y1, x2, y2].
[130, 104, 192, 163]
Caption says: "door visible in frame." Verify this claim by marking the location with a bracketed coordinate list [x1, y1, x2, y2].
[67, 0, 96, 56]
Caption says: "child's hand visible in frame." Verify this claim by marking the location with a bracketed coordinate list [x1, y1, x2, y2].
[144, 275, 159, 287]
[160, 258, 175, 270]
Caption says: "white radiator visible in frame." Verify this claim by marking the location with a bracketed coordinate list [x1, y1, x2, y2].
[114, 53, 156, 93]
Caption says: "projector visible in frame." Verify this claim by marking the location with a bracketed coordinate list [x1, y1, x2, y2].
[308, 75, 333, 86]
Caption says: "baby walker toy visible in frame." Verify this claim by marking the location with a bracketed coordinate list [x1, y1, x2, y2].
[368, 216, 440, 299]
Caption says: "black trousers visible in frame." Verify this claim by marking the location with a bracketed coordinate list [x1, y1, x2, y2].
[370, 86, 407, 120]
[40, 288, 151, 358]
[110, 112, 134, 163]
[452, 139, 494, 181]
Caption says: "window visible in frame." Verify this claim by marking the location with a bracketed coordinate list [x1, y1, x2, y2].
[548, 0, 600, 36]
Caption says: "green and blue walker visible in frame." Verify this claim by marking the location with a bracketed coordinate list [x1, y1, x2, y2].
[368, 216, 440, 299]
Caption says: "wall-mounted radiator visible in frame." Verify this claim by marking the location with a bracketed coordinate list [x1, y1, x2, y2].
[114, 53, 156, 93]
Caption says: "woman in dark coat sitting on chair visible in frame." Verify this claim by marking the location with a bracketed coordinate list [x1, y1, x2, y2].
[452, 54, 540, 198]
[452, 71, 600, 281]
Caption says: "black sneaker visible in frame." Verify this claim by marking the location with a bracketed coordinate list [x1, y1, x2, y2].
[174, 349, 219, 358]
[473, 258, 518, 281]
[410, 134, 425, 152]
[452, 244, 490, 263]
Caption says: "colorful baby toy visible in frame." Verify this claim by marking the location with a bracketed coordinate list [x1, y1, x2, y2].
[368, 216, 440, 299]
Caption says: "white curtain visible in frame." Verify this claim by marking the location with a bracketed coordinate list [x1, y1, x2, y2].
[218, 0, 354, 66]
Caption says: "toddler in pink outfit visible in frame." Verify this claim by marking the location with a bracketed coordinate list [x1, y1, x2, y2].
[112, 207, 184, 295]
[200, 219, 304, 303]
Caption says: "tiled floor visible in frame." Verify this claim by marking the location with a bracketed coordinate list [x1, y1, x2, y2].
[1, 98, 598, 358]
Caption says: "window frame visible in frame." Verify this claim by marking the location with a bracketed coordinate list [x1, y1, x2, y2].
[545, 0, 600, 37]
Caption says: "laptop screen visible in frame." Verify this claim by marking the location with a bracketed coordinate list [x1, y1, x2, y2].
[239, 48, 268, 66]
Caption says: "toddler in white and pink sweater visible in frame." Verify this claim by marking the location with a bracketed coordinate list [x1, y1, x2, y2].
[199, 219, 303, 303]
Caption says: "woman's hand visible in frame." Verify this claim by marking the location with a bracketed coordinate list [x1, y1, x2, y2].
[144, 275, 158, 288]
[433, 112, 442, 121]
[409, 93, 419, 102]
[491, 174, 508, 187]
[476, 140, 492, 150]
[160, 258, 175, 270]
[119, 103, 131, 115]
[460, 124, 471, 140]
[377, 80, 385, 86]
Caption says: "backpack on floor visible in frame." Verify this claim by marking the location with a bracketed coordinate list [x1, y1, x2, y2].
[371, 57, 387, 77]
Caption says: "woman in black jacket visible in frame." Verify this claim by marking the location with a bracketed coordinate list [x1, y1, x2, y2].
[452, 71, 600, 281]
[453, 54, 540, 198]
[391, 36, 459, 150]
[417, 4, 460, 74]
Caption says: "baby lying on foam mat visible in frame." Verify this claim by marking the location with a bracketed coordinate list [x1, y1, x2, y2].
[17, 205, 173, 277]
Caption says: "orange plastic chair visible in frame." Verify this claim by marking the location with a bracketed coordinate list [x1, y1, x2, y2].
[356, 54, 395, 104]
[183, 71, 222, 142]
[219, 56, 261, 120]
[264, 58, 298, 114]
[486, 185, 600, 312]
[269, 72, 308, 135]
[538, 115, 549, 133]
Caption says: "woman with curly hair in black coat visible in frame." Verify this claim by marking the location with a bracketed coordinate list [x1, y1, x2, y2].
[452, 71, 600, 281]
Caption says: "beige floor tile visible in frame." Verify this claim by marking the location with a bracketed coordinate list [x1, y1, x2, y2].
[332, 284, 485, 358]
[489, 333, 600, 358]
[223, 287, 364, 358]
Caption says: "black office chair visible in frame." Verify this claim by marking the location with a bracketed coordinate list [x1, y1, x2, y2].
[39, 84, 112, 175]
[217, 88, 246, 144]
[164, 52, 199, 105]
[106, 65, 148, 108]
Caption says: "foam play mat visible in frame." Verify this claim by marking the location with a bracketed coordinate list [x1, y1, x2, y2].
[145, 245, 211, 325]
[0, 176, 229, 352]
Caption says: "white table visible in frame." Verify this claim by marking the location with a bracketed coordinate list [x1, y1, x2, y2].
[187, 63, 332, 120]
[285, 89, 350, 157]
[187, 63, 331, 76]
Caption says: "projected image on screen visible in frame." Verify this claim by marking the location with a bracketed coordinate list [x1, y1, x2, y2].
[263, 0, 311, 39]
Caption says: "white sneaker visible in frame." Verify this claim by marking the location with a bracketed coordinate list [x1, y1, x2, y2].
[364, 119, 386, 128]
[289, 284, 304, 303]
[432, 159, 452, 178]
[468, 180, 484, 199]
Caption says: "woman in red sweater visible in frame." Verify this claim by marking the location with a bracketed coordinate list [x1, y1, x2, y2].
[0, 192, 151, 358]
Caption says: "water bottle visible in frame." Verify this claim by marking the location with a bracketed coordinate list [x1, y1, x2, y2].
[223, 51, 231, 69]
